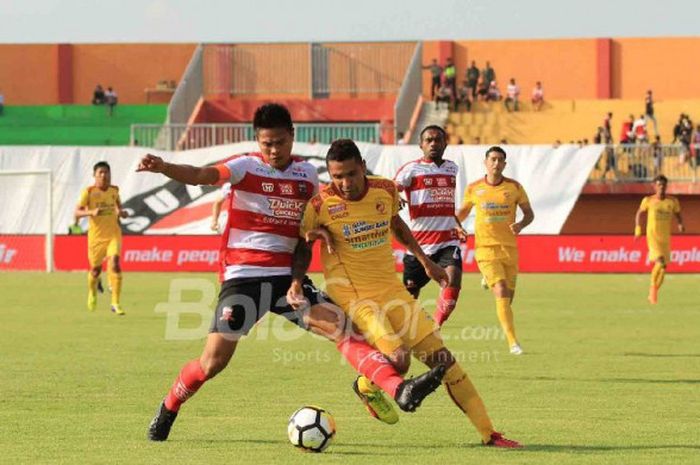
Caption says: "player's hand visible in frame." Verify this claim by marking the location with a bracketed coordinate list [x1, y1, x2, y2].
[286, 280, 309, 310]
[678, 224, 686, 233]
[136, 154, 166, 173]
[509, 222, 523, 235]
[90, 207, 102, 217]
[210, 221, 220, 232]
[305, 227, 335, 254]
[454, 226, 468, 242]
[118, 210, 129, 219]
[424, 259, 448, 288]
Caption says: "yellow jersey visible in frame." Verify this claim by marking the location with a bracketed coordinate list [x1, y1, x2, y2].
[300, 176, 402, 300]
[462, 176, 530, 249]
[77, 185, 122, 241]
[639, 195, 680, 244]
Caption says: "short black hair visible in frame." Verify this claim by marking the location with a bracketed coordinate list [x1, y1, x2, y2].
[654, 175, 668, 184]
[485, 146, 507, 159]
[93, 161, 110, 173]
[419, 125, 447, 141]
[326, 139, 363, 164]
[253, 103, 294, 132]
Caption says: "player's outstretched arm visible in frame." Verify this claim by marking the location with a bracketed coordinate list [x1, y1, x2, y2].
[510, 202, 535, 235]
[136, 153, 219, 185]
[391, 215, 448, 287]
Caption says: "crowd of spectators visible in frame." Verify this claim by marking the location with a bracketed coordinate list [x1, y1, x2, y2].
[92, 84, 118, 116]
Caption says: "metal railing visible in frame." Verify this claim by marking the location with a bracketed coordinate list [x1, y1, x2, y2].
[589, 144, 699, 182]
[131, 123, 388, 151]
[202, 42, 416, 97]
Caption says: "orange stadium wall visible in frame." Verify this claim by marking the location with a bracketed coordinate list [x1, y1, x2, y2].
[0, 45, 59, 104]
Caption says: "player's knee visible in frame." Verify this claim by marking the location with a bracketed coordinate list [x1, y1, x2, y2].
[424, 347, 455, 369]
[388, 347, 411, 374]
[91, 267, 101, 277]
[493, 281, 510, 297]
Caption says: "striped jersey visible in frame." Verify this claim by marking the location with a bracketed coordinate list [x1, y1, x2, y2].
[394, 158, 460, 255]
[214, 154, 318, 281]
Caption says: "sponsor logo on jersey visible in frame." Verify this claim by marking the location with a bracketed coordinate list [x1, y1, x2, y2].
[328, 203, 349, 219]
[437, 177, 448, 187]
[279, 183, 294, 195]
[267, 198, 305, 219]
[298, 182, 308, 195]
[262, 182, 274, 193]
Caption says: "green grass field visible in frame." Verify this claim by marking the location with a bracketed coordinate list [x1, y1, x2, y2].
[1, 272, 698, 464]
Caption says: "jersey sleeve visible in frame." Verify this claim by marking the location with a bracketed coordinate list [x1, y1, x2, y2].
[219, 182, 232, 200]
[391, 184, 401, 216]
[517, 183, 530, 206]
[77, 188, 89, 208]
[462, 185, 474, 209]
[300, 198, 322, 239]
[215, 156, 248, 186]
[308, 167, 320, 196]
[639, 196, 648, 212]
[393, 164, 413, 190]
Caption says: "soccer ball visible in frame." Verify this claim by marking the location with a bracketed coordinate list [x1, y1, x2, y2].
[287, 405, 336, 452]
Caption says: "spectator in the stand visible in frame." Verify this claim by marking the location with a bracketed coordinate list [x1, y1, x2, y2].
[486, 81, 501, 102]
[603, 112, 613, 143]
[455, 80, 472, 112]
[620, 114, 635, 145]
[455, 136, 464, 144]
[553, 140, 562, 148]
[692, 124, 700, 168]
[105, 87, 118, 116]
[645, 90, 657, 136]
[396, 132, 407, 145]
[504, 78, 520, 112]
[477, 77, 490, 101]
[633, 115, 648, 143]
[651, 135, 663, 176]
[466, 61, 480, 99]
[92, 84, 106, 105]
[473, 136, 482, 144]
[593, 127, 605, 144]
[434, 82, 452, 110]
[482, 61, 495, 88]
[443, 58, 457, 102]
[676, 114, 693, 164]
[423, 59, 443, 99]
[500, 138, 508, 145]
[531, 81, 544, 111]
[0, 90, 4, 116]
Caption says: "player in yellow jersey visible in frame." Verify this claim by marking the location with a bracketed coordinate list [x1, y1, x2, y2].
[635, 175, 684, 304]
[456, 146, 534, 355]
[287, 139, 522, 448]
[75, 161, 129, 315]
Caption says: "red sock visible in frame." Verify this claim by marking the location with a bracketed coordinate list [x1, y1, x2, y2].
[336, 337, 403, 398]
[164, 359, 208, 412]
[434, 287, 460, 326]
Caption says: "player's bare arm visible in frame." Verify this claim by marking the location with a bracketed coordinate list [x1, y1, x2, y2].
[391, 214, 448, 286]
[453, 214, 468, 241]
[75, 205, 100, 218]
[116, 199, 129, 219]
[510, 203, 534, 235]
[287, 240, 313, 309]
[305, 227, 335, 254]
[136, 153, 219, 185]
[675, 211, 685, 233]
[211, 197, 225, 231]
[634, 208, 646, 239]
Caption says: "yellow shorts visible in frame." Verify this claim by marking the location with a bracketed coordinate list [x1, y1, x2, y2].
[647, 240, 670, 263]
[88, 235, 121, 268]
[331, 285, 439, 356]
[476, 245, 518, 290]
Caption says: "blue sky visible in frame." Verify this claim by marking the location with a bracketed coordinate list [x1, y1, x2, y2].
[1, 0, 696, 43]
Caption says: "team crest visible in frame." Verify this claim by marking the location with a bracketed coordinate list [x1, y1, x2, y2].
[437, 177, 448, 187]
[376, 200, 387, 214]
[280, 183, 294, 195]
[298, 182, 308, 194]
[262, 182, 274, 193]
[503, 192, 511, 200]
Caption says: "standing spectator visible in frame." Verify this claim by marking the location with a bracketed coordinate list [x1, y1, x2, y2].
[633, 115, 648, 143]
[593, 127, 605, 144]
[486, 81, 501, 102]
[531, 81, 544, 111]
[434, 82, 452, 110]
[482, 61, 496, 88]
[92, 84, 106, 105]
[620, 114, 635, 144]
[691, 124, 700, 168]
[455, 80, 472, 112]
[645, 90, 658, 137]
[603, 112, 613, 143]
[105, 87, 118, 116]
[651, 135, 663, 176]
[443, 58, 457, 103]
[0, 90, 4, 116]
[466, 61, 480, 99]
[677, 114, 693, 164]
[504, 78, 520, 112]
[423, 59, 443, 99]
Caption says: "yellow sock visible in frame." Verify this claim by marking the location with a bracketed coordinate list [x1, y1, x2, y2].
[442, 362, 494, 442]
[108, 271, 122, 305]
[655, 266, 666, 288]
[87, 272, 98, 294]
[650, 263, 661, 287]
[357, 375, 380, 394]
[496, 297, 517, 346]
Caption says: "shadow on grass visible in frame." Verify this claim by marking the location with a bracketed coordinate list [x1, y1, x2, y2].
[622, 352, 700, 358]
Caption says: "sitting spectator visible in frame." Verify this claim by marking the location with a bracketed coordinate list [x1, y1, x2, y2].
[465, 61, 480, 99]
[504, 78, 520, 112]
[434, 83, 452, 110]
[620, 114, 634, 144]
[0, 90, 4, 116]
[423, 58, 443, 99]
[455, 80, 472, 112]
[486, 81, 501, 102]
[92, 84, 106, 105]
[633, 114, 648, 143]
[105, 87, 118, 116]
[477, 78, 490, 101]
[473, 136, 482, 144]
[531, 81, 544, 111]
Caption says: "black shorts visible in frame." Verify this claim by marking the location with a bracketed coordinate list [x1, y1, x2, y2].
[209, 275, 329, 338]
[403, 246, 462, 291]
